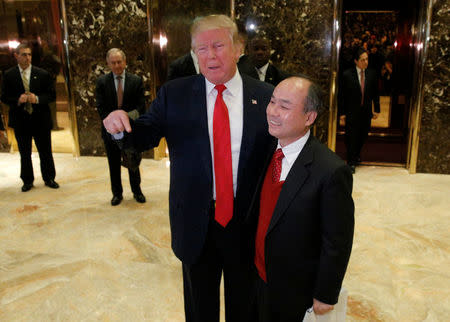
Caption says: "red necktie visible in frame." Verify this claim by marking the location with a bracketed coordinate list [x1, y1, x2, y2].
[117, 75, 123, 108]
[272, 148, 284, 182]
[360, 70, 365, 106]
[213, 84, 234, 227]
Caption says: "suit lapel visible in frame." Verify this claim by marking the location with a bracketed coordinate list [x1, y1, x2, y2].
[13, 66, 25, 93]
[265, 64, 275, 84]
[236, 75, 264, 190]
[191, 75, 213, 182]
[266, 136, 315, 234]
[123, 72, 130, 106]
[108, 73, 119, 108]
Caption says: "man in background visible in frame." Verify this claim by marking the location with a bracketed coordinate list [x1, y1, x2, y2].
[96, 48, 147, 206]
[340, 47, 380, 173]
[1, 43, 58, 192]
[239, 36, 289, 86]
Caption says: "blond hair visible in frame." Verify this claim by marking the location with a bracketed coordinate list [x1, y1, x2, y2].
[190, 15, 239, 49]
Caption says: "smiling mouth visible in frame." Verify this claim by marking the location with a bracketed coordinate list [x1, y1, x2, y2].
[269, 120, 281, 126]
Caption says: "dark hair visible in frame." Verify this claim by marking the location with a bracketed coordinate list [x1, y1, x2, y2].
[289, 74, 324, 118]
[15, 43, 31, 54]
[353, 47, 367, 61]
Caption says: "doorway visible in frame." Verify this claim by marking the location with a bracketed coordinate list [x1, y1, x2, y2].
[335, 0, 420, 166]
[0, 0, 75, 154]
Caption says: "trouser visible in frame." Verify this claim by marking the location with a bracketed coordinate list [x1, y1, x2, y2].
[14, 126, 56, 184]
[103, 136, 141, 196]
[182, 207, 255, 322]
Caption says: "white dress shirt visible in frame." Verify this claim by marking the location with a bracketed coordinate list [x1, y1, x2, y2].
[256, 62, 269, 81]
[18, 64, 38, 104]
[277, 130, 311, 181]
[205, 70, 244, 198]
[113, 70, 126, 91]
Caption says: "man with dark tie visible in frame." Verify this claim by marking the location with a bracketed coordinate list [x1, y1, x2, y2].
[1, 43, 58, 192]
[340, 47, 380, 173]
[96, 48, 147, 206]
[238, 36, 289, 87]
[103, 14, 274, 322]
[248, 76, 354, 321]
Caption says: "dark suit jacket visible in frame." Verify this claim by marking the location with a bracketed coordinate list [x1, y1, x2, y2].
[340, 67, 380, 121]
[167, 53, 197, 81]
[123, 73, 274, 264]
[96, 71, 146, 138]
[1, 65, 55, 130]
[238, 59, 290, 87]
[248, 135, 354, 315]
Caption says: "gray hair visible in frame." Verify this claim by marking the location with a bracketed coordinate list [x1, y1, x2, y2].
[106, 48, 126, 62]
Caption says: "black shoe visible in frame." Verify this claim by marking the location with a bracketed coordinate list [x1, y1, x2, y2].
[134, 193, 146, 203]
[111, 195, 123, 206]
[350, 165, 356, 174]
[21, 183, 33, 192]
[45, 180, 60, 189]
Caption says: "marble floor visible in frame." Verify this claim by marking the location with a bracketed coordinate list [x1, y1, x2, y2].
[0, 152, 449, 321]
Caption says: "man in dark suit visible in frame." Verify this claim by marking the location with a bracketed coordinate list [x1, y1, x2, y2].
[103, 14, 274, 322]
[340, 47, 380, 173]
[249, 76, 354, 322]
[167, 50, 198, 81]
[96, 48, 147, 206]
[238, 36, 289, 87]
[1, 43, 58, 192]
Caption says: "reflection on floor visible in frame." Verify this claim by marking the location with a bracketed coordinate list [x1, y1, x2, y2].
[51, 111, 74, 153]
[0, 153, 449, 321]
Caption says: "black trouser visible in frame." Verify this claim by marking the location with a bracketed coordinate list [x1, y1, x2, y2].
[14, 126, 55, 184]
[182, 207, 255, 322]
[254, 273, 311, 322]
[103, 136, 141, 196]
[345, 111, 372, 165]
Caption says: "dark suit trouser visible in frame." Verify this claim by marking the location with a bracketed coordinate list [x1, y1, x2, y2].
[345, 108, 372, 165]
[254, 273, 311, 322]
[14, 125, 56, 184]
[182, 208, 255, 322]
[103, 136, 141, 196]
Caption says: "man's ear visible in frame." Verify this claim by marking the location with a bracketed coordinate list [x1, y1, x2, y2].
[306, 111, 318, 127]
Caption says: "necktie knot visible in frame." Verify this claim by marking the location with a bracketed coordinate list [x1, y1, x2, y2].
[116, 75, 122, 80]
[215, 84, 226, 96]
[272, 148, 284, 182]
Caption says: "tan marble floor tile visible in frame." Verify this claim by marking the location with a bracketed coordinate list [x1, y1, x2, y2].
[1, 153, 449, 321]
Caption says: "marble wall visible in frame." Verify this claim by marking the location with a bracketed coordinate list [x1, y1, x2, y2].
[235, 0, 334, 143]
[417, 0, 450, 174]
[65, 0, 152, 156]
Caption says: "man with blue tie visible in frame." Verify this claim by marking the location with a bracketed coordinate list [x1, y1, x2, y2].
[103, 14, 274, 322]
[1, 43, 58, 192]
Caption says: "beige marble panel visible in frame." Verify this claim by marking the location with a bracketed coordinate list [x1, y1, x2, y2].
[0, 153, 449, 321]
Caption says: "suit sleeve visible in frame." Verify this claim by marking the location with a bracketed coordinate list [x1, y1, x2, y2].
[1, 71, 20, 108]
[371, 71, 380, 113]
[130, 76, 146, 117]
[123, 83, 167, 152]
[314, 164, 355, 304]
[95, 77, 110, 120]
[34, 70, 55, 107]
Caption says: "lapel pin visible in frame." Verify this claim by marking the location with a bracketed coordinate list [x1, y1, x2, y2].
[252, 99, 257, 105]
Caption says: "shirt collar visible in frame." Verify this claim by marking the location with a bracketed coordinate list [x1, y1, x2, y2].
[277, 130, 310, 166]
[205, 69, 242, 97]
[356, 66, 364, 74]
[19, 65, 31, 74]
[258, 62, 269, 76]
[114, 70, 126, 79]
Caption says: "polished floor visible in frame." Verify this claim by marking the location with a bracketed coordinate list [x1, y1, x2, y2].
[0, 152, 449, 321]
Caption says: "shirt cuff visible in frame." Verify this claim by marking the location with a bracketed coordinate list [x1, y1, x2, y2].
[112, 132, 124, 140]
